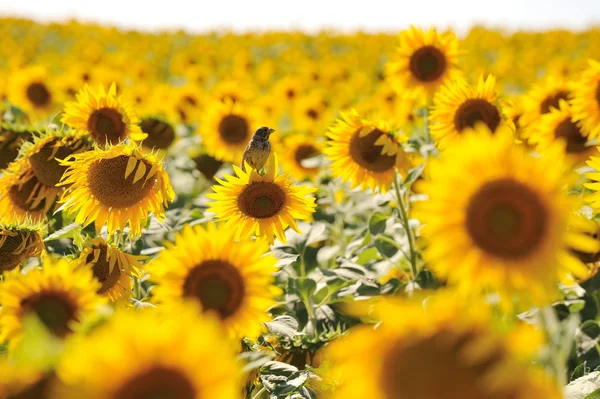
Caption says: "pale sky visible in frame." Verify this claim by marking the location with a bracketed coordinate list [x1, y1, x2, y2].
[1, 0, 599, 34]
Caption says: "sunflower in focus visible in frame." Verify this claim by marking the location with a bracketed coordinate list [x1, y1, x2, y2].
[414, 125, 597, 304]
[200, 99, 260, 163]
[570, 59, 600, 140]
[0, 222, 44, 273]
[325, 110, 414, 193]
[56, 304, 241, 399]
[8, 65, 57, 119]
[0, 257, 104, 343]
[385, 26, 461, 100]
[61, 83, 147, 146]
[0, 123, 33, 170]
[74, 237, 145, 302]
[148, 223, 281, 339]
[279, 134, 323, 181]
[207, 153, 316, 244]
[524, 100, 595, 164]
[324, 296, 562, 399]
[430, 75, 509, 148]
[58, 144, 174, 238]
[520, 76, 571, 127]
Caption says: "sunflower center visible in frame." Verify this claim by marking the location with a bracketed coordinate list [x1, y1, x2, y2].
[8, 175, 46, 212]
[286, 89, 296, 99]
[0, 130, 30, 170]
[218, 114, 249, 144]
[0, 233, 29, 272]
[113, 367, 196, 399]
[596, 82, 600, 108]
[140, 118, 176, 150]
[193, 153, 223, 180]
[540, 91, 569, 114]
[454, 99, 501, 133]
[87, 107, 127, 146]
[409, 46, 447, 83]
[238, 182, 286, 219]
[29, 138, 86, 187]
[183, 260, 245, 319]
[87, 155, 156, 209]
[20, 291, 77, 338]
[465, 178, 547, 259]
[306, 109, 319, 120]
[554, 118, 588, 153]
[294, 144, 319, 171]
[26, 82, 51, 107]
[86, 244, 122, 294]
[349, 128, 397, 173]
[381, 329, 512, 399]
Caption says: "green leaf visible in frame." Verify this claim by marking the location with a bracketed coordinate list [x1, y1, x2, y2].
[403, 164, 425, 187]
[581, 320, 600, 339]
[239, 351, 274, 373]
[375, 234, 399, 258]
[265, 316, 300, 339]
[259, 361, 310, 397]
[368, 212, 388, 235]
[296, 278, 317, 301]
[572, 361, 589, 381]
[357, 247, 379, 265]
[306, 222, 328, 247]
[585, 388, 600, 399]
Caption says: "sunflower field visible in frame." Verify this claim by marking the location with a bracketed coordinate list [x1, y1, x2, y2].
[3, 16, 600, 398]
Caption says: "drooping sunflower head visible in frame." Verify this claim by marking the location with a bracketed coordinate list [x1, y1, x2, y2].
[520, 75, 571, 128]
[385, 26, 461, 99]
[58, 144, 175, 238]
[0, 256, 104, 343]
[324, 296, 562, 399]
[0, 221, 45, 273]
[61, 83, 147, 146]
[0, 122, 34, 170]
[56, 303, 242, 399]
[74, 237, 145, 302]
[148, 222, 282, 339]
[8, 65, 57, 119]
[414, 124, 597, 304]
[570, 59, 600, 140]
[0, 159, 59, 224]
[207, 153, 317, 244]
[524, 99, 595, 164]
[139, 116, 177, 152]
[325, 110, 415, 193]
[430, 75, 511, 148]
[279, 134, 324, 181]
[200, 99, 260, 163]
[22, 129, 92, 187]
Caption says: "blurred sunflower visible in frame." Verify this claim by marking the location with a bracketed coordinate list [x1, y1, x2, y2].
[139, 116, 177, 152]
[74, 237, 144, 302]
[291, 92, 330, 132]
[200, 99, 260, 163]
[212, 79, 256, 104]
[385, 26, 461, 99]
[0, 361, 56, 399]
[56, 304, 241, 399]
[430, 75, 509, 148]
[8, 65, 57, 119]
[521, 76, 571, 127]
[61, 83, 147, 146]
[570, 59, 600, 140]
[325, 110, 413, 193]
[415, 125, 597, 303]
[0, 123, 33, 170]
[58, 144, 174, 238]
[324, 297, 562, 399]
[148, 223, 281, 339]
[525, 100, 595, 164]
[0, 222, 44, 273]
[279, 134, 323, 181]
[0, 257, 104, 343]
[207, 153, 316, 244]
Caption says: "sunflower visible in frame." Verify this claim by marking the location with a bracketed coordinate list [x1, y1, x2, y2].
[0, 123, 33, 170]
[324, 110, 414, 193]
[520, 76, 571, 127]
[414, 125, 597, 304]
[524, 99, 595, 164]
[385, 26, 461, 100]
[0, 159, 59, 224]
[61, 83, 147, 146]
[324, 296, 563, 399]
[139, 116, 177, 152]
[279, 134, 323, 181]
[57, 144, 174, 238]
[23, 130, 92, 187]
[207, 153, 316, 244]
[56, 303, 241, 399]
[148, 223, 281, 339]
[570, 59, 600, 140]
[200, 99, 260, 164]
[168, 83, 205, 125]
[0, 256, 104, 343]
[8, 65, 57, 119]
[74, 237, 145, 302]
[0, 222, 44, 273]
[0, 361, 55, 399]
[191, 152, 224, 181]
[429, 75, 509, 148]
[211, 79, 256, 104]
[291, 92, 331, 132]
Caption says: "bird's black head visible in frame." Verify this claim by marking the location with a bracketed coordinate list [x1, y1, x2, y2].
[254, 126, 275, 140]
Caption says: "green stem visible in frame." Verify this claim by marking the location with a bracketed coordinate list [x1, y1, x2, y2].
[133, 276, 141, 300]
[251, 386, 266, 399]
[299, 250, 306, 278]
[304, 299, 318, 337]
[394, 173, 418, 279]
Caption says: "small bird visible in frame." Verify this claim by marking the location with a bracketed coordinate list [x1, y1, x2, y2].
[241, 127, 275, 172]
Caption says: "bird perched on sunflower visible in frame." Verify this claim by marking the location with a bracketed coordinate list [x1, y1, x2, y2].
[241, 126, 275, 172]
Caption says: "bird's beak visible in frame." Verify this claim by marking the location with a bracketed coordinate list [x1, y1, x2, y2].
[268, 128, 276, 134]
